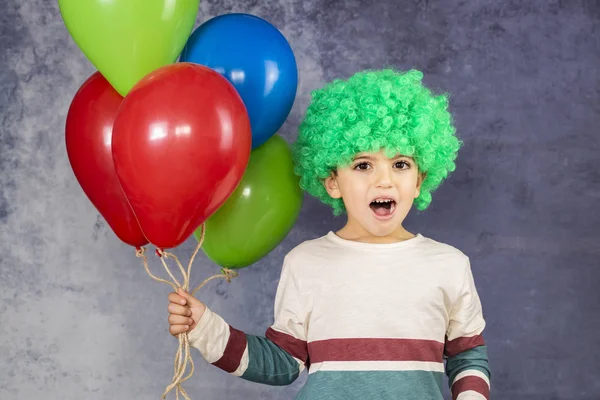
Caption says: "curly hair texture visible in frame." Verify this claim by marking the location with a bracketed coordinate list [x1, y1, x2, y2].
[292, 69, 462, 216]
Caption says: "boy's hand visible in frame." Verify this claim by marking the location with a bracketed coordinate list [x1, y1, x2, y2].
[167, 288, 206, 336]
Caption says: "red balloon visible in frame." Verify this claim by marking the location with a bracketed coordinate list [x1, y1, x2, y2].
[112, 63, 252, 249]
[66, 72, 148, 248]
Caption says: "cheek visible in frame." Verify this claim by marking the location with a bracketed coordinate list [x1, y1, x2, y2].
[397, 176, 420, 195]
[339, 184, 368, 210]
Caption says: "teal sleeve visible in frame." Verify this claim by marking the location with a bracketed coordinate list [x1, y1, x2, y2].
[445, 345, 491, 385]
[240, 334, 302, 386]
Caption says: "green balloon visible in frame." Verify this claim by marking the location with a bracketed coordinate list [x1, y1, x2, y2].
[195, 135, 303, 269]
[59, 0, 199, 96]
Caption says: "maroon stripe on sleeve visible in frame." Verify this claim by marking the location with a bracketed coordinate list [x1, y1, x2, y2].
[265, 327, 308, 363]
[451, 375, 490, 399]
[307, 338, 444, 363]
[444, 335, 485, 357]
[212, 325, 247, 373]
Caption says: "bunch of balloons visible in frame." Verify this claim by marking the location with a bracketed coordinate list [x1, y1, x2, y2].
[60, 2, 302, 398]
[61, 1, 301, 266]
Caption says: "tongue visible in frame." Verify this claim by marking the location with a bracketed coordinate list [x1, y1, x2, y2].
[371, 203, 392, 216]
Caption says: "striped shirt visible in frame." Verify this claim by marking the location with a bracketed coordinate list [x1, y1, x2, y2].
[189, 231, 491, 399]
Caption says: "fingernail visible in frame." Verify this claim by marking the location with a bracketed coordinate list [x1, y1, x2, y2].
[180, 300, 186, 305]
[184, 325, 189, 330]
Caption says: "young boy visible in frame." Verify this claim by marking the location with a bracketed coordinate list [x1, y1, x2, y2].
[167, 69, 491, 399]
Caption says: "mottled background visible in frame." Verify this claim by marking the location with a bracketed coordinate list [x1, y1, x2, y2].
[1, 0, 599, 399]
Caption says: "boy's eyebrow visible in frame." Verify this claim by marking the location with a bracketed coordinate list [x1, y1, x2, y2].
[352, 154, 413, 161]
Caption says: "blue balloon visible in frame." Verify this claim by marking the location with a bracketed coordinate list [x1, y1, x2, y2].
[180, 14, 298, 149]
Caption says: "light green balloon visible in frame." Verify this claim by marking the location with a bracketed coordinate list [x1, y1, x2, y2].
[59, 0, 199, 96]
[195, 135, 303, 269]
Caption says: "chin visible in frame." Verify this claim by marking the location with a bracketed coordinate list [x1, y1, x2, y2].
[366, 223, 403, 237]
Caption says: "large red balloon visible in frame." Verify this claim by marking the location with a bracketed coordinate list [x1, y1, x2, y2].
[112, 63, 252, 249]
[66, 72, 148, 248]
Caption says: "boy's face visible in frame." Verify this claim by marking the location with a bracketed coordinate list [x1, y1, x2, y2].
[324, 150, 424, 238]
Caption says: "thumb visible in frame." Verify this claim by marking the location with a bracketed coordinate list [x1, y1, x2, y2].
[177, 288, 201, 306]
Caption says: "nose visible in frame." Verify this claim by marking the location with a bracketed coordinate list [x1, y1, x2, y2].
[374, 166, 393, 188]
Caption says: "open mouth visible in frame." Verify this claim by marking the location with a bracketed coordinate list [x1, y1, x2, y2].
[369, 198, 396, 219]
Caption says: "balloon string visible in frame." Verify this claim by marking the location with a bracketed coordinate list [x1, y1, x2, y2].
[135, 223, 239, 400]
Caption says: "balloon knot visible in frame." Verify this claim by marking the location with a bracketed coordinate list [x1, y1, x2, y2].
[221, 268, 239, 283]
[135, 247, 146, 257]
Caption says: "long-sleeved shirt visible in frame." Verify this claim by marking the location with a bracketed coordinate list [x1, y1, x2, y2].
[188, 231, 491, 399]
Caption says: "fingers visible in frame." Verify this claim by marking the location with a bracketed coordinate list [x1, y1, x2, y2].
[167, 290, 203, 337]
[168, 292, 187, 306]
[169, 314, 195, 326]
[168, 314, 195, 337]
[169, 324, 190, 336]
[168, 303, 191, 317]
[177, 288, 202, 307]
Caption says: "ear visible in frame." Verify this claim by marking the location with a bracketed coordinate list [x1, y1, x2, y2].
[324, 172, 342, 199]
[415, 172, 426, 198]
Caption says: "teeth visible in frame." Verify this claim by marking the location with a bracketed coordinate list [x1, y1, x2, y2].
[373, 199, 393, 203]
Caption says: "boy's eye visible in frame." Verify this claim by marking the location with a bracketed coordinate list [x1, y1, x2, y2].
[394, 161, 410, 169]
[353, 162, 371, 170]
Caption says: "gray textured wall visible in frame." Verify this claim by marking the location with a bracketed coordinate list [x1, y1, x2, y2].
[1, 0, 599, 399]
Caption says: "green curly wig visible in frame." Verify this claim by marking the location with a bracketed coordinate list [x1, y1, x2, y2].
[292, 68, 462, 216]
